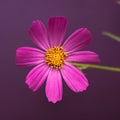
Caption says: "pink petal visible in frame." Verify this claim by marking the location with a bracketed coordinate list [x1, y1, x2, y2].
[63, 28, 92, 53]
[29, 20, 50, 50]
[45, 69, 62, 103]
[26, 63, 50, 91]
[61, 62, 89, 92]
[48, 17, 67, 47]
[66, 51, 100, 63]
[16, 47, 45, 66]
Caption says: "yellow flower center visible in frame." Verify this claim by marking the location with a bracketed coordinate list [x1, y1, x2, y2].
[45, 46, 67, 69]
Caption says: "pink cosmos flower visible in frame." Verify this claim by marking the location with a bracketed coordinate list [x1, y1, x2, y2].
[16, 17, 100, 103]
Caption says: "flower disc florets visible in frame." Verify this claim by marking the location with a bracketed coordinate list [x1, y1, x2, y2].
[45, 46, 67, 69]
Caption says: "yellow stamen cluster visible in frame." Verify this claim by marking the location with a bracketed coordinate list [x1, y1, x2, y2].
[45, 46, 67, 69]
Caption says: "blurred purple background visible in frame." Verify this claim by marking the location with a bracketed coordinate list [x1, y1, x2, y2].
[0, 0, 120, 120]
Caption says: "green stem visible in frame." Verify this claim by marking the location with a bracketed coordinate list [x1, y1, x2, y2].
[71, 62, 120, 72]
[102, 32, 120, 42]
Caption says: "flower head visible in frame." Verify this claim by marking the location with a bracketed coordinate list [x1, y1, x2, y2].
[16, 17, 100, 103]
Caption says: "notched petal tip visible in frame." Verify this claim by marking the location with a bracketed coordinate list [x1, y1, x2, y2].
[79, 83, 89, 92]
[79, 27, 92, 42]
[96, 56, 101, 64]
[67, 51, 101, 64]
[45, 69, 63, 104]
[48, 16, 67, 47]
[63, 28, 92, 53]
[29, 19, 49, 50]
[61, 62, 89, 92]
[30, 20, 43, 26]
[25, 64, 49, 92]
[16, 47, 45, 67]
[47, 97, 62, 104]
[49, 16, 67, 21]
[25, 80, 36, 92]
[48, 99, 58, 104]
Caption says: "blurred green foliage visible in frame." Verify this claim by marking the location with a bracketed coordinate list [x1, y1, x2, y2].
[117, 0, 120, 4]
